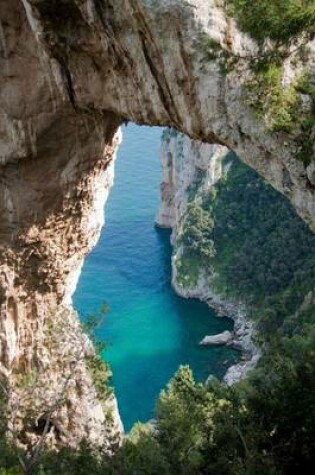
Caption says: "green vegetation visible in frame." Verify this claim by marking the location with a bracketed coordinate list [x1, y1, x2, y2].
[181, 202, 215, 260]
[246, 59, 300, 133]
[295, 71, 315, 163]
[1, 152, 315, 473]
[163, 152, 315, 472]
[298, 70, 315, 101]
[176, 202, 215, 287]
[198, 2, 315, 157]
[176, 253, 202, 287]
[114, 152, 315, 474]
[1, 148, 315, 474]
[83, 306, 113, 406]
[244, 61, 315, 163]
[8, 343, 314, 474]
[224, 1, 315, 162]
[178, 152, 315, 336]
[227, 0, 315, 44]
[211, 154, 315, 333]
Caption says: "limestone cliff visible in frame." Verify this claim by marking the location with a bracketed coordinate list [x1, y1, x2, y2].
[0, 0, 314, 448]
[156, 129, 259, 384]
[0, 123, 123, 448]
[1, 1, 314, 226]
[155, 128, 227, 236]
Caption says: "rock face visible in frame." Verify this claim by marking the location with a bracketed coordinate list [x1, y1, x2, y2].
[157, 130, 260, 383]
[0, 8, 124, 440]
[0, 0, 314, 447]
[1, 1, 314, 227]
[0, 120, 124, 449]
[155, 129, 227, 237]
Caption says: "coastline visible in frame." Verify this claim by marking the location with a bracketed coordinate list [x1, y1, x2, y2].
[170, 252, 261, 385]
[155, 128, 261, 387]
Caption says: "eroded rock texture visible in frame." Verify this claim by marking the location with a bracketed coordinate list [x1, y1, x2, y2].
[0, 0, 124, 447]
[0, 0, 314, 447]
[155, 128, 227, 234]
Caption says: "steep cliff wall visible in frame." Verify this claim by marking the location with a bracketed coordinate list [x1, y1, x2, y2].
[156, 130, 259, 384]
[0, 121, 123, 448]
[0, 0, 314, 448]
[155, 129, 227, 234]
[0, 1, 126, 447]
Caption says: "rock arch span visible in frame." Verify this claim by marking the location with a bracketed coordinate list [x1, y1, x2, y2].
[0, 0, 314, 447]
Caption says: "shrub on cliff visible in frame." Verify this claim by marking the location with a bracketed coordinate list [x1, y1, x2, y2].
[210, 155, 315, 330]
[181, 202, 215, 260]
[228, 0, 315, 44]
[176, 202, 216, 287]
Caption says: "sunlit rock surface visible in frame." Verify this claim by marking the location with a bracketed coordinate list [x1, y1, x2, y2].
[0, 0, 314, 447]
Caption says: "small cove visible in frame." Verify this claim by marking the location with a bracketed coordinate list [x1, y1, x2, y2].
[73, 124, 239, 431]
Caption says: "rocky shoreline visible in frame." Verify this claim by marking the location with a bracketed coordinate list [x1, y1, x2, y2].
[156, 129, 261, 386]
[171, 254, 261, 386]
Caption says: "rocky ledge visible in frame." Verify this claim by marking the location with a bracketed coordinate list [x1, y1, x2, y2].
[199, 330, 233, 346]
[172, 259, 261, 385]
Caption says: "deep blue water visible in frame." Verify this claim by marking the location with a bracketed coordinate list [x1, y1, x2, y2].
[74, 124, 239, 431]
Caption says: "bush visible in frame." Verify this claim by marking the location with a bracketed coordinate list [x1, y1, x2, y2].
[228, 0, 315, 44]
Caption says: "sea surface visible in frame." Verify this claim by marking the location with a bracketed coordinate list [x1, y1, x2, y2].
[74, 124, 239, 431]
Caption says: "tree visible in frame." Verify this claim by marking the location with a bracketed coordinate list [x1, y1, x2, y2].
[0, 305, 114, 475]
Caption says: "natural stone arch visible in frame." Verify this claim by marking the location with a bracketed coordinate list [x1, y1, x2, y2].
[0, 0, 314, 448]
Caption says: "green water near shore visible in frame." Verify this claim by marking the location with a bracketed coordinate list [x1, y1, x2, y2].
[74, 124, 239, 431]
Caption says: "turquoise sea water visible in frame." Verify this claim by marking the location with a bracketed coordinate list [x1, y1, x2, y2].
[73, 124, 239, 431]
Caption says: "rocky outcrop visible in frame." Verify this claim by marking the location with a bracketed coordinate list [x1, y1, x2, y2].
[199, 330, 232, 346]
[0, 0, 314, 448]
[172, 259, 260, 385]
[7, 305, 123, 451]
